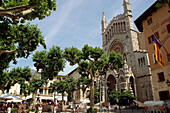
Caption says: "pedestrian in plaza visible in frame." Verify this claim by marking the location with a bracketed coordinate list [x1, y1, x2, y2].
[163, 100, 169, 113]
[114, 104, 117, 112]
[38, 104, 43, 113]
[54, 105, 57, 113]
[76, 105, 79, 113]
[21, 107, 24, 113]
[7, 104, 11, 113]
[84, 103, 87, 112]
[106, 103, 109, 111]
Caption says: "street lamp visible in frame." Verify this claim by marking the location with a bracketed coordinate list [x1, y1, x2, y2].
[99, 76, 103, 111]
[166, 80, 170, 86]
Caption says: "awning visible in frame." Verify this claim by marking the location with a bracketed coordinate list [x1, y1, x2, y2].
[0, 94, 22, 100]
[7, 99, 23, 103]
[144, 101, 164, 107]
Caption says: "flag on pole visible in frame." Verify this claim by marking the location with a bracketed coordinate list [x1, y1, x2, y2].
[153, 34, 164, 67]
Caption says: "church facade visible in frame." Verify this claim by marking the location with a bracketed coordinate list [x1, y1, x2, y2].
[101, 0, 153, 102]
[68, 0, 155, 103]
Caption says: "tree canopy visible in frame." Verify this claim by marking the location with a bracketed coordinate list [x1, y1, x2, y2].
[0, 67, 32, 94]
[32, 45, 65, 80]
[109, 90, 136, 106]
[0, 0, 57, 22]
[0, 0, 57, 74]
[64, 44, 124, 108]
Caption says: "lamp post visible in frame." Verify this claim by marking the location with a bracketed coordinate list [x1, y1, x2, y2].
[99, 76, 103, 111]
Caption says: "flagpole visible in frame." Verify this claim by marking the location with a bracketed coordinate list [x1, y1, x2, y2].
[153, 33, 169, 54]
[156, 37, 169, 54]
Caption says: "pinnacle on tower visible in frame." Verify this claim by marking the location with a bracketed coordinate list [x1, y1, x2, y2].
[101, 12, 107, 32]
[123, 0, 132, 16]
[124, 0, 130, 3]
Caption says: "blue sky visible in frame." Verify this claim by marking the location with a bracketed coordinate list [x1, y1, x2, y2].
[9, 0, 156, 75]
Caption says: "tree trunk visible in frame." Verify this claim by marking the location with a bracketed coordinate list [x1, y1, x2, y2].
[32, 93, 36, 106]
[29, 92, 37, 109]
[90, 77, 94, 108]
[2, 89, 5, 94]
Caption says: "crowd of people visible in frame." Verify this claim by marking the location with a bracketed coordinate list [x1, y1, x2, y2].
[0, 102, 24, 113]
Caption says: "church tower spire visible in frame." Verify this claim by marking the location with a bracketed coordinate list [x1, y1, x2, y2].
[123, 0, 134, 30]
[123, 0, 132, 17]
[101, 12, 107, 33]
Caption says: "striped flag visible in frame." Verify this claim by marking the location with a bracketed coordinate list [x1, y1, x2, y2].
[153, 35, 164, 67]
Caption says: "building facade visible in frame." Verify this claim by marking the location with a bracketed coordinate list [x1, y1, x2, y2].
[135, 1, 170, 101]
[0, 74, 68, 104]
[101, 0, 153, 102]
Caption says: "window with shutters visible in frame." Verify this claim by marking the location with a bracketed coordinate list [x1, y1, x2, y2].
[147, 18, 153, 25]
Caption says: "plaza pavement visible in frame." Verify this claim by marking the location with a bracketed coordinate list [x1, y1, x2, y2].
[42, 109, 144, 113]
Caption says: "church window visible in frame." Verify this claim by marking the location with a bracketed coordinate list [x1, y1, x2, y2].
[143, 57, 145, 65]
[124, 22, 126, 31]
[157, 72, 165, 82]
[138, 59, 140, 66]
[141, 58, 143, 66]
[147, 18, 152, 26]
[166, 24, 170, 33]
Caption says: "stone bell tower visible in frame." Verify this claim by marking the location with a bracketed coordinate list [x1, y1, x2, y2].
[100, 0, 153, 102]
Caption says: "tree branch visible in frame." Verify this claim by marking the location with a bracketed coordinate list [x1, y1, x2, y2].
[0, 9, 34, 21]
[0, 49, 26, 55]
[0, 4, 37, 13]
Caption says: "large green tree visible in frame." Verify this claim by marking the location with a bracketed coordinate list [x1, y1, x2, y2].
[0, 67, 32, 94]
[27, 76, 44, 106]
[50, 77, 77, 110]
[65, 77, 77, 102]
[64, 44, 124, 108]
[0, 0, 57, 73]
[32, 46, 65, 106]
[32, 46, 65, 80]
[77, 76, 91, 98]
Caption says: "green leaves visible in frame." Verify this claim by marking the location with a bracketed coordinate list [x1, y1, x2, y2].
[33, 46, 65, 80]
[0, 0, 57, 22]
[109, 51, 124, 69]
[0, 67, 32, 93]
[155, 0, 170, 12]
[109, 90, 136, 105]
[27, 76, 44, 94]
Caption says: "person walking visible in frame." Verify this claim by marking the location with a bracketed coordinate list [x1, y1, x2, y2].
[38, 105, 43, 113]
[21, 107, 24, 113]
[76, 105, 79, 113]
[163, 101, 169, 113]
[7, 105, 11, 113]
[54, 105, 57, 113]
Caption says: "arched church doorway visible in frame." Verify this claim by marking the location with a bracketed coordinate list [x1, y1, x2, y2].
[107, 75, 117, 94]
[130, 76, 135, 96]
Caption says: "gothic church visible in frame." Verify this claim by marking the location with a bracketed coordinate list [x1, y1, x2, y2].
[101, 0, 153, 102]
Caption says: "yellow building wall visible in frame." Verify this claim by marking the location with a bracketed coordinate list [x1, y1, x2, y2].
[142, 3, 170, 101]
